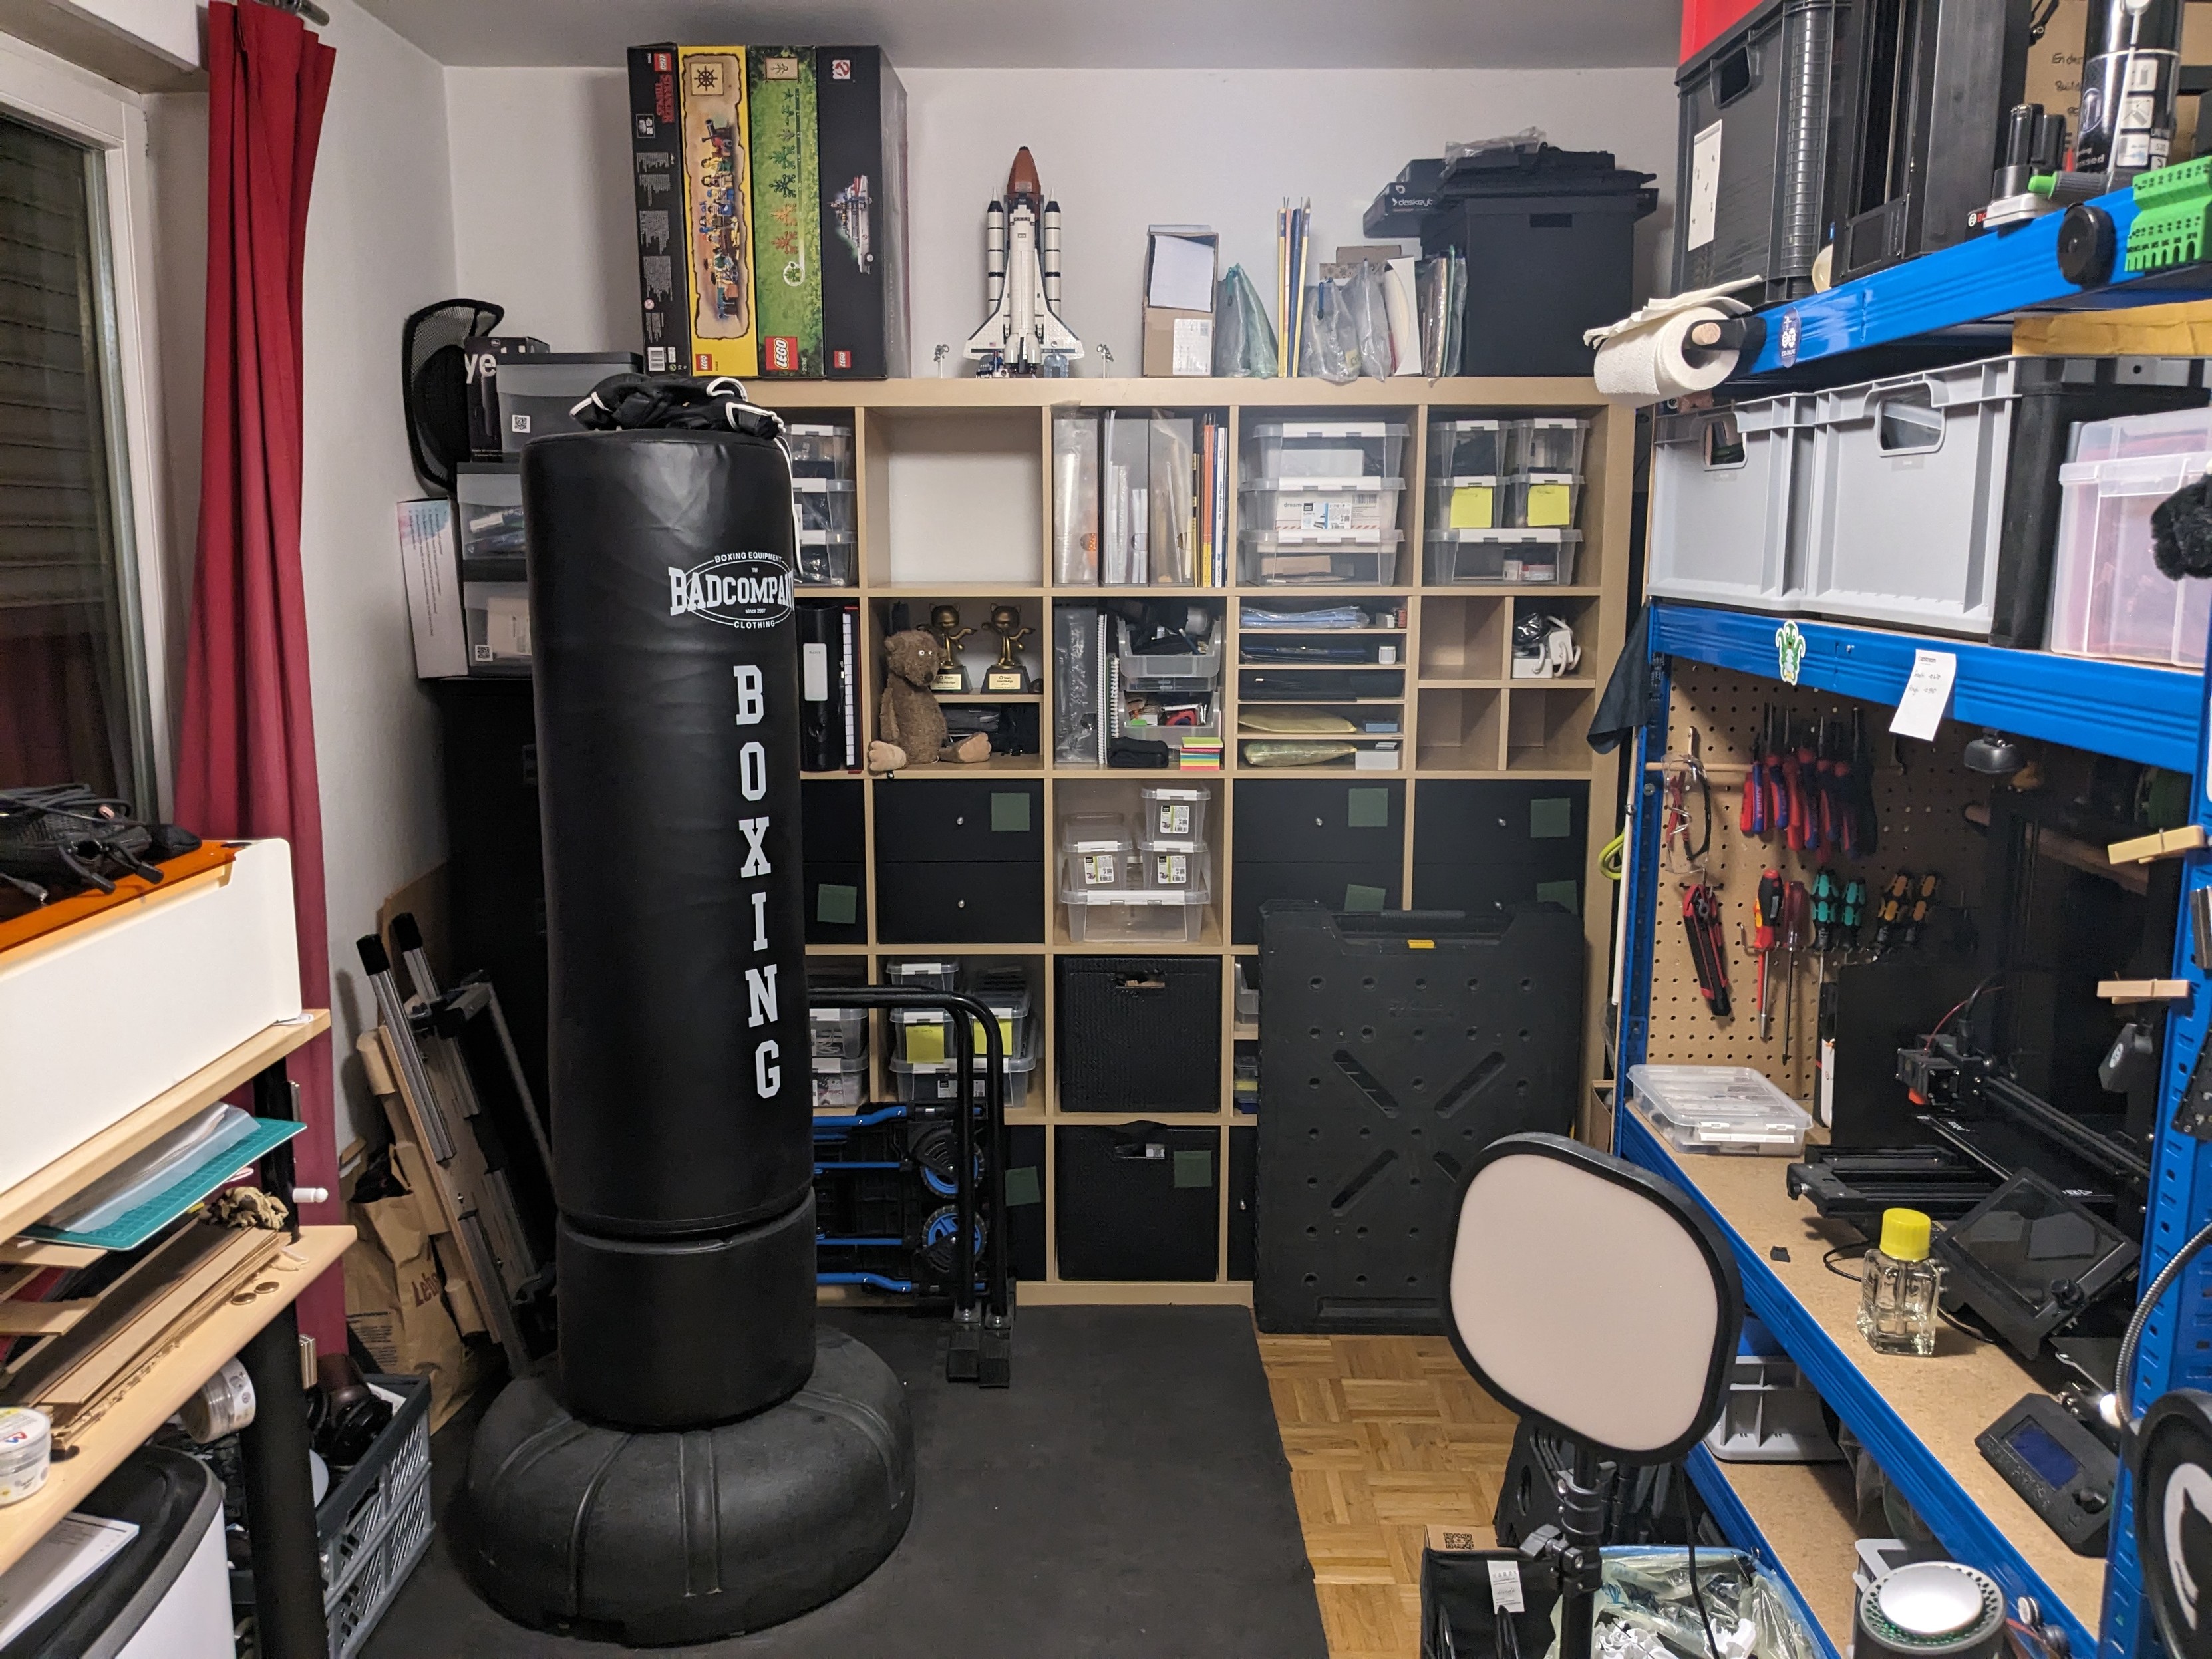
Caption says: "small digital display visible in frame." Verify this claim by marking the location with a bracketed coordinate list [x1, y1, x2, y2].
[2004, 1417, 2080, 1489]
[1943, 1173, 2130, 1310]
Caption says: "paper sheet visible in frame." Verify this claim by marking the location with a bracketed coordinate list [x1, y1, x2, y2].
[1889, 649, 1957, 741]
[0, 1513, 139, 1644]
[1686, 120, 1722, 252]
[1147, 234, 1217, 311]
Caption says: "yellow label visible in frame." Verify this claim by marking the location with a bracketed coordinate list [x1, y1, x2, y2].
[1448, 485, 1494, 529]
[1525, 482, 1572, 527]
[1408, 939, 1435, 949]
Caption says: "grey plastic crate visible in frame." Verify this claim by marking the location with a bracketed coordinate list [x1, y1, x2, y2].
[1648, 394, 1817, 611]
[1703, 1354, 1843, 1462]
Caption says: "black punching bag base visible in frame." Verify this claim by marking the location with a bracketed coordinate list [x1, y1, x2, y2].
[464, 1326, 914, 1646]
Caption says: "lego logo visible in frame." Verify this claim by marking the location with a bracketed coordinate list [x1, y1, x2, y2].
[694, 352, 713, 372]
[652, 51, 671, 71]
[765, 336, 797, 372]
[831, 58, 851, 79]
[832, 349, 852, 369]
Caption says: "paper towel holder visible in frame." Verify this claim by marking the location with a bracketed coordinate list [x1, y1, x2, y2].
[1680, 313, 1767, 369]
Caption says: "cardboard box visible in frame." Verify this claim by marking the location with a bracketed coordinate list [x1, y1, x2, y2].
[625, 45, 691, 375]
[1425, 1523, 1498, 1555]
[2027, 1, 2212, 156]
[1142, 225, 1217, 376]
[749, 47, 823, 375]
[397, 498, 465, 680]
[816, 47, 911, 378]
[676, 45, 761, 377]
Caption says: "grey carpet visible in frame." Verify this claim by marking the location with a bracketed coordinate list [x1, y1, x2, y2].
[364, 1305, 1330, 1658]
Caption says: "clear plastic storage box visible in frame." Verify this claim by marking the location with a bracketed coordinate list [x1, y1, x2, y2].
[1241, 529, 1402, 586]
[1509, 416, 1591, 474]
[891, 988, 1032, 1067]
[1505, 472, 1582, 529]
[1245, 420, 1409, 484]
[1062, 814, 1135, 891]
[812, 1054, 866, 1110]
[2049, 405, 2212, 669]
[1241, 479, 1406, 539]
[1138, 844, 1211, 891]
[1425, 528, 1580, 585]
[890, 1022, 1039, 1108]
[1061, 886, 1212, 944]
[1429, 476, 1503, 531]
[787, 422, 854, 480]
[810, 1007, 868, 1061]
[1627, 1064, 1811, 1155]
[796, 532, 855, 587]
[1119, 649, 1222, 690]
[794, 478, 856, 537]
[454, 466, 525, 558]
[885, 961, 958, 992]
[1430, 418, 1508, 477]
[1142, 786, 1210, 844]
[464, 581, 531, 671]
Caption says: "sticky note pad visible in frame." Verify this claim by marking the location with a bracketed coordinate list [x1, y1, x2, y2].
[1535, 879, 1579, 914]
[1529, 798, 1573, 839]
[991, 792, 1031, 832]
[1344, 884, 1387, 913]
[1525, 482, 1573, 526]
[1172, 1149, 1214, 1189]
[816, 883, 858, 925]
[1449, 483, 1495, 529]
[1347, 788, 1391, 828]
[1004, 1166, 1042, 1207]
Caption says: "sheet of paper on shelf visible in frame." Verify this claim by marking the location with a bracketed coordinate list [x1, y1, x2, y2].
[0, 1513, 138, 1643]
[1146, 234, 1218, 312]
[1889, 649, 1956, 742]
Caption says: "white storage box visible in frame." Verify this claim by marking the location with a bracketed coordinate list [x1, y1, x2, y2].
[787, 422, 854, 479]
[1241, 479, 1405, 539]
[1429, 476, 1504, 531]
[810, 1006, 868, 1061]
[1118, 649, 1222, 688]
[2050, 448, 2212, 668]
[1138, 844, 1210, 891]
[1245, 420, 1409, 484]
[1629, 1064, 1810, 1155]
[885, 961, 957, 991]
[1430, 418, 1508, 477]
[0, 841, 303, 1194]
[464, 581, 531, 670]
[1142, 786, 1211, 844]
[1241, 529, 1402, 586]
[1509, 416, 1591, 474]
[1426, 528, 1580, 585]
[1648, 396, 1817, 611]
[795, 532, 855, 587]
[812, 1055, 866, 1110]
[1505, 472, 1581, 529]
[1061, 891, 1211, 944]
[889, 1022, 1039, 1107]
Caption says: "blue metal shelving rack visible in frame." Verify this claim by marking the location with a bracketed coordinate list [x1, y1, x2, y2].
[1615, 601, 2212, 1659]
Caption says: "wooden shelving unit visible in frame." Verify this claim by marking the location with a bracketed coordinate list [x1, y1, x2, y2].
[770, 377, 1631, 1301]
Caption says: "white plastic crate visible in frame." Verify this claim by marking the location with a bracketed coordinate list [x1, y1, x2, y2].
[1245, 419, 1408, 484]
[1628, 1064, 1810, 1155]
[328, 1471, 433, 1659]
[1142, 786, 1211, 844]
[1138, 844, 1211, 891]
[1062, 892, 1211, 943]
[2050, 450, 2212, 669]
[1241, 478, 1405, 539]
[1426, 528, 1579, 585]
[1241, 529, 1402, 586]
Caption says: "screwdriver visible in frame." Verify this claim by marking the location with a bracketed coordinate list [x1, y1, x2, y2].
[1755, 868, 1782, 1042]
[1782, 880, 1811, 1062]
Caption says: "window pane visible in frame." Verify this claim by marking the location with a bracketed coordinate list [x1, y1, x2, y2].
[0, 110, 143, 800]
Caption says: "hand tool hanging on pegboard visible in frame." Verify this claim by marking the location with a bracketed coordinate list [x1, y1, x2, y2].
[1763, 706, 1789, 842]
[1742, 704, 1768, 839]
[1849, 708, 1879, 857]
[1782, 880, 1810, 1062]
[1681, 882, 1732, 1020]
[1754, 868, 1782, 1039]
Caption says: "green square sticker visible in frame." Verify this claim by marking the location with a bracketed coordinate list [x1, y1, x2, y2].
[1004, 1165, 1042, 1208]
[1344, 884, 1387, 913]
[1535, 879, 1579, 915]
[1346, 788, 1391, 829]
[1530, 798, 1573, 839]
[1172, 1149, 1214, 1189]
[815, 883, 858, 926]
[991, 792, 1031, 832]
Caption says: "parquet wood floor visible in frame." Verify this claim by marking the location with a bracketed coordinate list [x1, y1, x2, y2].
[1260, 1332, 1518, 1659]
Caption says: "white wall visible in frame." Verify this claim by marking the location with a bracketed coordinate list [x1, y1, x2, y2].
[443, 63, 1678, 371]
[73, 0, 194, 64]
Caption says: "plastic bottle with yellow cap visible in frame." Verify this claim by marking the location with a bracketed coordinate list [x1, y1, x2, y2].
[1856, 1207, 1941, 1357]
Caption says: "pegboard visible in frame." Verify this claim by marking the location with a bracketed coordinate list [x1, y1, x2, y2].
[1645, 660, 1994, 1104]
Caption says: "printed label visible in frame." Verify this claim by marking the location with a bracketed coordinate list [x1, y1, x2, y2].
[1153, 853, 1189, 886]
[1157, 802, 1191, 836]
[1686, 120, 1722, 251]
[665, 553, 794, 629]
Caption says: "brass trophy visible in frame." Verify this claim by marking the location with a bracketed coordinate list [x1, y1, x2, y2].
[985, 604, 1033, 693]
[927, 605, 973, 694]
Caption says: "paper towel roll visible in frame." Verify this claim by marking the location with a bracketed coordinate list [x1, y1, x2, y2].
[1593, 305, 1739, 402]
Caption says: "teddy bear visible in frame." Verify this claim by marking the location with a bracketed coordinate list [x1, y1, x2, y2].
[868, 628, 992, 772]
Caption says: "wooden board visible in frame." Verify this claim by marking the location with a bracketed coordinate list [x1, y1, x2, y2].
[0, 844, 236, 957]
[0, 1225, 351, 1582]
[1636, 1108, 2107, 1631]
[0, 1014, 327, 1245]
[1702, 1456, 1863, 1643]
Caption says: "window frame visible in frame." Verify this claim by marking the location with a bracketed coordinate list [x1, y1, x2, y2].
[0, 31, 175, 812]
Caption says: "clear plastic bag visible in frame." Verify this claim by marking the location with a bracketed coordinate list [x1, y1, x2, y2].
[1343, 262, 1394, 380]
[1055, 604, 1101, 764]
[1212, 264, 1279, 378]
[1445, 126, 1545, 167]
[1416, 252, 1467, 377]
[1297, 275, 1361, 384]
[46, 1103, 259, 1233]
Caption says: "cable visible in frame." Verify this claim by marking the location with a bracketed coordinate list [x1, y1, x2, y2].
[1676, 1459, 1722, 1659]
[1823, 1243, 1869, 1281]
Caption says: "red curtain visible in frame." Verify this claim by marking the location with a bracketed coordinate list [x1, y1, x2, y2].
[176, 2, 342, 1348]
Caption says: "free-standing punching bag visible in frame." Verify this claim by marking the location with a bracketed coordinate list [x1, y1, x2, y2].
[464, 382, 913, 1646]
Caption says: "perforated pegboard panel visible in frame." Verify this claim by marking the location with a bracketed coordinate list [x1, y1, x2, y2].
[1646, 660, 1992, 1104]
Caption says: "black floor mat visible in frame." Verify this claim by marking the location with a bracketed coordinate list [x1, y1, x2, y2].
[365, 1305, 1329, 1658]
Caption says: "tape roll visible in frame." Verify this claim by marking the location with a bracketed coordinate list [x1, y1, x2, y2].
[180, 1357, 257, 1442]
[1592, 305, 1739, 402]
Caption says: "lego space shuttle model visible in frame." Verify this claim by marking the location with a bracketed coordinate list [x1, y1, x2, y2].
[965, 148, 1083, 377]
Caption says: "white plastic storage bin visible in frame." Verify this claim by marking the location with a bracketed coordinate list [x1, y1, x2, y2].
[1241, 529, 1402, 585]
[795, 532, 855, 587]
[1429, 476, 1504, 531]
[812, 1056, 866, 1110]
[1648, 396, 1817, 611]
[787, 422, 854, 479]
[1241, 478, 1406, 538]
[1245, 420, 1409, 484]
[463, 581, 532, 669]
[794, 478, 856, 538]
[1119, 649, 1222, 689]
[810, 1007, 868, 1061]
[890, 988, 1032, 1066]
[1628, 1064, 1810, 1155]
[885, 961, 958, 991]
[1509, 416, 1590, 474]
[1062, 888, 1212, 944]
[1059, 848, 1138, 893]
[1425, 528, 1579, 585]
[453, 466, 525, 558]
[1430, 418, 1508, 476]
[1142, 786, 1211, 844]
[1138, 845, 1211, 891]
[1505, 472, 1581, 529]
[2050, 448, 2212, 669]
[890, 1023, 1039, 1107]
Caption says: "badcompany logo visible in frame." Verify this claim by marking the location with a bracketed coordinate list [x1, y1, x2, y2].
[667, 553, 793, 629]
